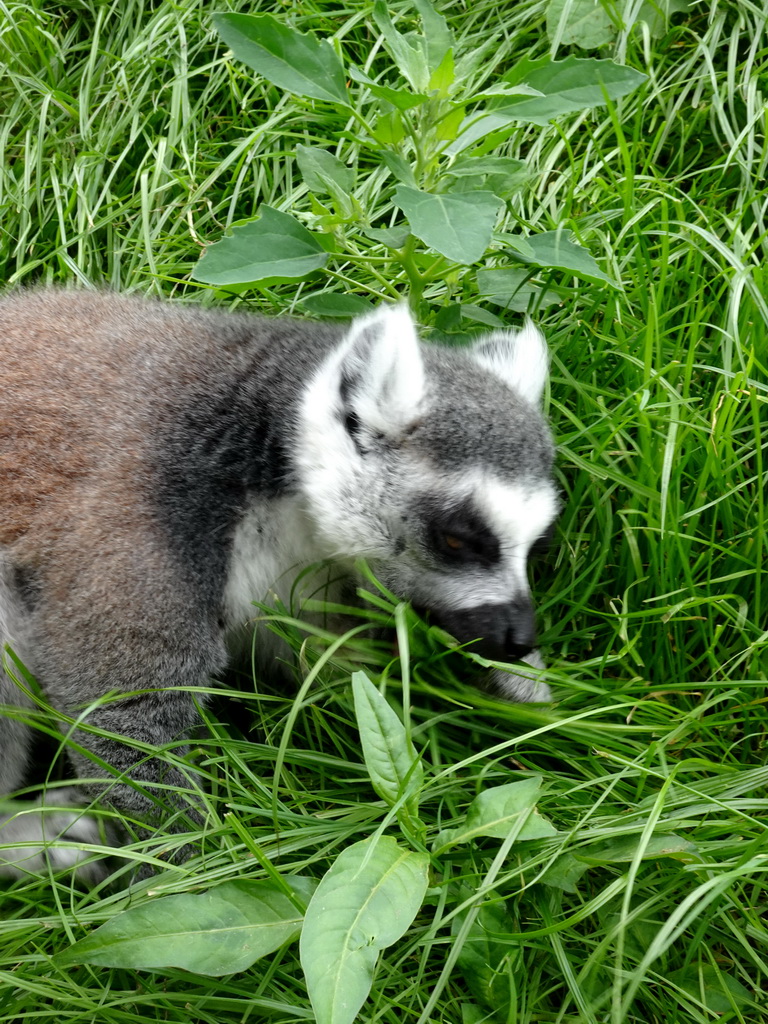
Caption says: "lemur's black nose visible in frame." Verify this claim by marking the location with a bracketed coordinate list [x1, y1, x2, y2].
[432, 598, 536, 662]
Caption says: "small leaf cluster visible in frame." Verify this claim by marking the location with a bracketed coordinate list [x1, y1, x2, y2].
[193, 2, 645, 321]
[55, 671, 553, 1024]
[55, 667, 723, 1024]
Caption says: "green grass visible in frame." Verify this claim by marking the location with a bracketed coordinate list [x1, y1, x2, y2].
[1, 0, 767, 1022]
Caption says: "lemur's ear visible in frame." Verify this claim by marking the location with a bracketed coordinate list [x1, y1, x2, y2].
[470, 319, 549, 406]
[337, 304, 425, 435]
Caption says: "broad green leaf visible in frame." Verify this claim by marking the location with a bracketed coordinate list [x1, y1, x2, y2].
[448, 56, 646, 151]
[574, 832, 698, 865]
[296, 145, 358, 218]
[372, 0, 452, 92]
[372, 110, 407, 145]
[446, 156, 527, 179]
[461, 777, 558, 840]
[413, 0, 454, 70]
[393, 186, 501, 264]
[472, 82, 544, 100]
[352, 671, 424, 824]
[476, 267, 561, 313]
[462, 1005, 488, 1024]
[445, 109, 530, 156]
[540, 853, 590, 892]
[454, 900, 517, 1013]
[521, 229, 614, 285]
[458, 304, 505, 329]
[364, 225, 411, 248]
[372, 1, 432, 92]
[493, 233, 536, 259]
[636, 0, 691, 38]
[299, 293, 373, 318]
[667, 964, 753, 1013]
[54, 878, 315, 975]
[546, 0, 616, 49]
[193, 207, 328, 286]
[212, 13, 350, 107]
[434, 104, 465, 142]
[499, 55, 647, 125]
[296, 145, 354, 197]
[547, 0, 690, 46]
[542, 833, 697, 892]
[380, 151, 418, 187]
[428, 47, 455, 97]
[435, 777, 557, 850]
[300, 836, 429, 1024]
[347, 65, 427, 110]
[433, 302, 462, 334]
[445, 173, 493, 194]
[446, 168, 526, 201]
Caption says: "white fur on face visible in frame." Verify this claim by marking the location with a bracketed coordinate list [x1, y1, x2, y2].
[479, 475, 559, 588]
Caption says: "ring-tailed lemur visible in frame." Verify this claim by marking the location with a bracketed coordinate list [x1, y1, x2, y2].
[0, 290, 557, 877]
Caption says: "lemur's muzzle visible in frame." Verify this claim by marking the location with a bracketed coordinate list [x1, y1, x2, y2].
[434, 598, 536, 662]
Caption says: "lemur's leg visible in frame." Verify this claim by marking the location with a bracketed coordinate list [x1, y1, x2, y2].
[19, 502, 230, 833]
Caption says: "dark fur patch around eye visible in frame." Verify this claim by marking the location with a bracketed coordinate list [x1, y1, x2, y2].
[420, 497, 500, 568]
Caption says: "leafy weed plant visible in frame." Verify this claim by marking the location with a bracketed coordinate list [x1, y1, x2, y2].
[0, 1, 766, 1022]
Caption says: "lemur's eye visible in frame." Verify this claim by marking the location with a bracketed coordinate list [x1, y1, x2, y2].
[434, 527, 495, 563]
[422, 499, 500, 567]
[433, 529, 471, 559]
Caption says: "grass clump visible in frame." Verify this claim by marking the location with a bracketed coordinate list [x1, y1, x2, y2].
[1, 1, 766, 1022]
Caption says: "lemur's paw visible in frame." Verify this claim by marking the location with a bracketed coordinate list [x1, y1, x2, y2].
[488, 650, 552, 703]
[0, 788, 112, 884]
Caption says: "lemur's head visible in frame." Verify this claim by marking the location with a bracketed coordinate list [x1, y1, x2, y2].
[296, 306, 558, 695]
